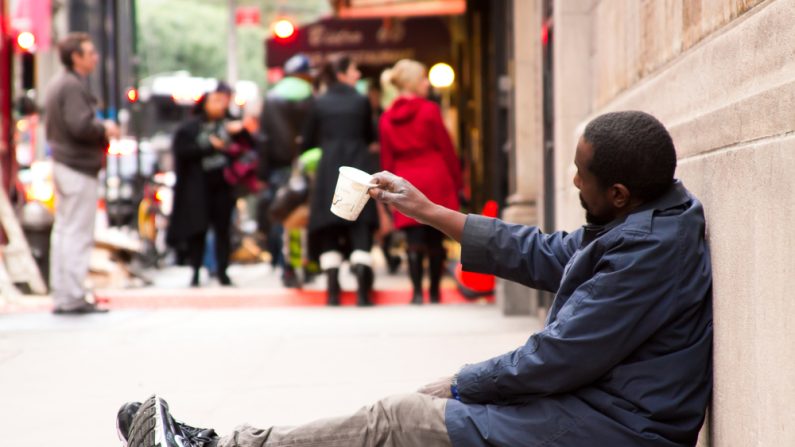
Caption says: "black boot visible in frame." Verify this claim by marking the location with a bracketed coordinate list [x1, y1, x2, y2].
[190, 268, 201, 287]
[281, 265, 301, 288]
[353, 264, 374, 307]
[326, 268, 341, 306]
[218, 270, 233, 286]
[382, 233, 401, 274]
[428, 251, 445, 304]
[407, 251, 424, 304]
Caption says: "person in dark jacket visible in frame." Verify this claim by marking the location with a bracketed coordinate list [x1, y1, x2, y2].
[380, 59, 463, 304]
[257, 53, 315, 286]
[303, 54, 378, 306]
[166, 83, 241, 287]
[45, 32, 119, 314]
[118, 111, 712, 447]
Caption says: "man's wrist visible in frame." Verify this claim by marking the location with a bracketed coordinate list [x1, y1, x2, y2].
[418, 205, 465, 242]
[450, 373, 461, 401]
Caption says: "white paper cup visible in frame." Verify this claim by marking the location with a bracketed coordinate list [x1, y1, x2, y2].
[331, 166, 376, 221]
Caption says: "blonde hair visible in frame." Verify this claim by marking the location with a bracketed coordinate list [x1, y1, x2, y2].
[380, 68, 398, 108]
[389, 59, 427, 95]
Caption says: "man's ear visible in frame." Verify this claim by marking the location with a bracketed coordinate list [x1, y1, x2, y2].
[609, 184, 632, 209]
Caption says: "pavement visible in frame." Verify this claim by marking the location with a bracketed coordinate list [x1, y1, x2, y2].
[0, 261, 542, 446]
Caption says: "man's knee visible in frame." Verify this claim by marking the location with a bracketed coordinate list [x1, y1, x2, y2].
[371, 393, 442, 422]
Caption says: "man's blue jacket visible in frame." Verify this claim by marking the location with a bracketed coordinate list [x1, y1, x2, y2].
[445, 181, 713, 447]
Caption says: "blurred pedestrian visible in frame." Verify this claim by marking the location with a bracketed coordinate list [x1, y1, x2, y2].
[258, 54, 315, 287]
[45, 32, 119, 314]
[166, 82, 241, 287]
[303, 54, 378, 306]
[379, 59, 462, 304]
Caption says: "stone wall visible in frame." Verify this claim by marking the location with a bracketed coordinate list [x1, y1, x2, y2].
[554, 0, 795, 444]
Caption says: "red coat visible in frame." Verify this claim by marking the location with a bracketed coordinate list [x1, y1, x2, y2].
[379, 97, 462, 229]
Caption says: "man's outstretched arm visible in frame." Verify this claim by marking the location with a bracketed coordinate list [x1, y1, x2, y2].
[370, 171, 575, 290]
[369, 171, 466, 241]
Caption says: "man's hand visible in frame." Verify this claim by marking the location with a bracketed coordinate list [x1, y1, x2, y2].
[103, 121, 120, 139]
[368, 171, 434, 224]
[369, 171, 467, 242]
[417, 376, 454, 399]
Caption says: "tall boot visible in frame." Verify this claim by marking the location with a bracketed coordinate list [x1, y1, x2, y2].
[382, 233, 401, 274]
[353, 264, 374, 307]
[326, 268, 341, 306]
[190, 268, 201, 288]
[407, 251, 424, 304]
[428, 251, 445, 304]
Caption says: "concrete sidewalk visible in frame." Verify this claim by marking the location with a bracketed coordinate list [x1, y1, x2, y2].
[1, 260, 479, 313]
[0, 303, 541, 447]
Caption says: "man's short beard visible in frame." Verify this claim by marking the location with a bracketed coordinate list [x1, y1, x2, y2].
[580, 195, 611, 226]
[585, 211, 610, 225]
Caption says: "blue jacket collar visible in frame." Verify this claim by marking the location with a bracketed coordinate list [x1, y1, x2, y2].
[581, 180, 690, 245]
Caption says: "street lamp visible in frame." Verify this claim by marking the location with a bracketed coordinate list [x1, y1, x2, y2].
[16, 31, 36, 52]
[429, 62, 454, 89]
[272, 18, 296, 41]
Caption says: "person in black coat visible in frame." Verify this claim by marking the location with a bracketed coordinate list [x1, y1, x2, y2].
[303, 54, 378, 306]
[166, 83, 242, 287]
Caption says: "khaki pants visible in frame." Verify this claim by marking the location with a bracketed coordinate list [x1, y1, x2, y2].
[50, 162, 98, 310]
[218, 394, 452, 447]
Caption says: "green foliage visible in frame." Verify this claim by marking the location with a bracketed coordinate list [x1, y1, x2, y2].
[138, 0, 228, 79]
[136, 0, 330, 88]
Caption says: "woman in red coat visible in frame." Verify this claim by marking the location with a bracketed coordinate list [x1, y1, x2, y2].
[379, 59, 463, 304]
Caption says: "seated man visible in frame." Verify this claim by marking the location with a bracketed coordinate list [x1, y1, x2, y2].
[117, 111, 712, 447]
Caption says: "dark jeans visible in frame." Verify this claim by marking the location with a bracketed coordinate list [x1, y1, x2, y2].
[188, 173, 234, 277]
[259, 167, 292, 269]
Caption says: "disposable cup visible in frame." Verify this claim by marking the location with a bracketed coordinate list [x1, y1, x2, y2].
[330, 166, 376, 221]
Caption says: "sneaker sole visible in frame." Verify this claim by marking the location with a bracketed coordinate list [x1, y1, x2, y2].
[126, 395, 166, 447]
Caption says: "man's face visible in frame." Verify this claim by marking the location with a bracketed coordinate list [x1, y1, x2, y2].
[72, 41, 99, 75]
[573, 137, 614, 225]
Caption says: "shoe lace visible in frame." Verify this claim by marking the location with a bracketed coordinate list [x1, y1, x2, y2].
[176, 422, 218, 447]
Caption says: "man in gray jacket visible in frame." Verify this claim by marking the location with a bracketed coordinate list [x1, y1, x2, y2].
[45, 32, 118, 314]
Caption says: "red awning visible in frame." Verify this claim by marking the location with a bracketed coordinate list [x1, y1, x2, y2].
[335, 0, 465, 19]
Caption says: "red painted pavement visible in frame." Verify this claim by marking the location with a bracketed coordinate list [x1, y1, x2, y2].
[1, 287, 494, 314]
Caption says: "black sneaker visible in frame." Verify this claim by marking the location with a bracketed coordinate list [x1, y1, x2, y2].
[52, 301, 109, 315]
[124, 395, 219, 447]
[281, 266, 301, 288]
[116, 401, 141, 445]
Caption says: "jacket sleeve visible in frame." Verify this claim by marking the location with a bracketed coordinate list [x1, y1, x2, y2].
[362, 98, 376, 145]
[460, 214, 579, 291]
[378, 114, 394, 172]
[172, 122, 212, 161]
[61, 87, 106, 144]
[300, 105, 319, 152]
[456, 232, 676, 403]
[427, 103, 462, 191]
